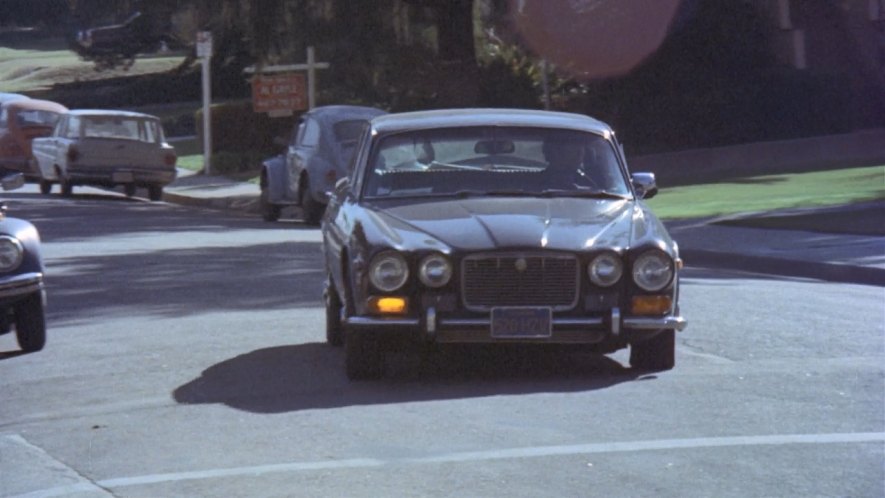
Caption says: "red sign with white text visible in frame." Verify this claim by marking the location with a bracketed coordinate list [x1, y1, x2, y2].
[252, 73, 306, 113]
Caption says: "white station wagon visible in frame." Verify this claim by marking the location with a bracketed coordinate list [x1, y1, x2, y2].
[31, 110, 177, 201]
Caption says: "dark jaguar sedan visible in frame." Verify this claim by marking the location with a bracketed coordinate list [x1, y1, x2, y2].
[321, 109, 686, 379]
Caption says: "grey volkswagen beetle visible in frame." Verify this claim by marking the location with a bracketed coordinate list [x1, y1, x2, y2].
[0, 173, 46, 352]
[259, 105, 386, 225]
[321, 108, 686, 379]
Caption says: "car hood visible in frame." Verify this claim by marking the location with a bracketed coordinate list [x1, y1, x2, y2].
[361, 197, 669, 253]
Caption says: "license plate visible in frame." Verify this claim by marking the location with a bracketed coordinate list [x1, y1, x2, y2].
[491, 307, 552, 338]
[112, 171, 134, 183]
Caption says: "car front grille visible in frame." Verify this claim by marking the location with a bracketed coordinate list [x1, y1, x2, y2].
[461, 253, 579, 311]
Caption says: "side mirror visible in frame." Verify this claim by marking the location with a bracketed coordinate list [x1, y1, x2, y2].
[631, 172, 658, 199]
[1, 173, 24, 191]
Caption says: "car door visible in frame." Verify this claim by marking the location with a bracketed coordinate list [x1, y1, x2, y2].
[286, 115, 320, 203]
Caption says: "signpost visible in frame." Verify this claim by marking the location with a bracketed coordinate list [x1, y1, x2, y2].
[245, 46, 329, 115]
[197, 31, 213, 175]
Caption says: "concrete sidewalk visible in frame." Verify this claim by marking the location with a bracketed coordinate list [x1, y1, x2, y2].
[163, 168, 885, 286]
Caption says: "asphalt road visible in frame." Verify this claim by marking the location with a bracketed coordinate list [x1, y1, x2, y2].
[1, 188, 883, 498]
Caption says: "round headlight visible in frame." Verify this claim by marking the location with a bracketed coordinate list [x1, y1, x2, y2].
[419, 254, 452, 288]
[0, 236, 23, 272]
[588, 252, 623, 287]
[632, 250, 673, 291]
[368, 251, 409, 292]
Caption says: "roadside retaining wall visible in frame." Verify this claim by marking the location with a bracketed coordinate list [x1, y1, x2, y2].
[628, 128, 885, 186]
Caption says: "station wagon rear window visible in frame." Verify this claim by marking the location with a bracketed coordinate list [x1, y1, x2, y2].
[80, 116, 162, 143]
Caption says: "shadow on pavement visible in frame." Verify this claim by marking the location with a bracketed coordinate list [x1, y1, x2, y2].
[172, 343, 639, 413]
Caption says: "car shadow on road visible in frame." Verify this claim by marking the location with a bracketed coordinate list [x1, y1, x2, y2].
[172, 343, 642, 414]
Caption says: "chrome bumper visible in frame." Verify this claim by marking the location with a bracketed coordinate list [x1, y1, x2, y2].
[344, 307, 686, 343]
[67, 166, 176, 185]
[0, 272, 44, 300]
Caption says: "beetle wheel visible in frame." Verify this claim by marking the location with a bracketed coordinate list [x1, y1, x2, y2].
[300, 179, 324, 226]
[14, 292, 46, 352]
[629, 330, 675, 371]
[259, 185, 281, 222]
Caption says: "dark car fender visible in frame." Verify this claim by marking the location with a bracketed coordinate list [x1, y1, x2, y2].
[0, 216, 44, 276]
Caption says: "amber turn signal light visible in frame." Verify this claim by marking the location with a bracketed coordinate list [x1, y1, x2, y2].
[368, 296, 408, 315]
[631, 295, 672, 315]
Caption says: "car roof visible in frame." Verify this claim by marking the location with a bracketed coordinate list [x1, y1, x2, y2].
[66, 109, 160, 119]
[4, 98, 68, 113]
[370, 108, 613, 136]
[306, 105, 387, 125]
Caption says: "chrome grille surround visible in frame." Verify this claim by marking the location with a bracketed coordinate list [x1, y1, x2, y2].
[461, 252, 580, 312]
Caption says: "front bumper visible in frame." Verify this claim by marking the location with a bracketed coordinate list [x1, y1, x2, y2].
[0, 272, 44, 303]
[344, 306, 686, 344]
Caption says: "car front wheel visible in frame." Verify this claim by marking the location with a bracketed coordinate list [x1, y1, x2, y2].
[14, 292, 46, 352]
[39, 181, 52, 195]
[324, 281, 344, 347]
[345, 329, 383, 380]
[629, 329, 675, 371]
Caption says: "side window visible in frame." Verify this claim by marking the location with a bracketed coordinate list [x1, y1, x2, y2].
[65, 117, 80, 138]
[300, 118, 320, 147]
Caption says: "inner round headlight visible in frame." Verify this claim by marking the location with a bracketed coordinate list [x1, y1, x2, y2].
[368, 251, 409, 292]
[588, 252, 623, 287]
[419, 254, 452, 288]
[632, 250, 673, 291]
[0, 236, 23, 272]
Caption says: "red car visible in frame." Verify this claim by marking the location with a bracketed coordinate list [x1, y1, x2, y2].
[0, 98, 68, 182]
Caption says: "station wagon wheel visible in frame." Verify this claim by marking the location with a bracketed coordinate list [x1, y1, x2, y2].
[148, 185, 163, 202]
[60, 180, 73, 197]
[300, 179, 324, 226]
[14, 292, 46, 352]
[629, 329, 675, 371]
[39, 180, 52, 195]
[324, 279, 344, 347]
[345, 329, 383, 380]
[259, 184, 280, 222]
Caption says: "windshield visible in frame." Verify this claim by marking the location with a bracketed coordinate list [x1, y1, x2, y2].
[363, 126, 630, 199]
[81, 116, 163, 142]
[15, 109, 62, 128]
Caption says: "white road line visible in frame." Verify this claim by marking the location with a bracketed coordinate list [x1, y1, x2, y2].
[10, 431, 884, 497]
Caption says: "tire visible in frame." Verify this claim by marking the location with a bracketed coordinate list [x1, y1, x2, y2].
[324, 281, 344, 347]
[629, 329, 675, 371]
[60, 180, 73, 197]
[259, 185, 280, 222]
[124, 184, 136, 197]
[39, 181, 52, 195]
[300, 179, 324, 226]
[148, 185, 163, 201]
[345, 329, 383, 380]
[14, 292, 46, 353]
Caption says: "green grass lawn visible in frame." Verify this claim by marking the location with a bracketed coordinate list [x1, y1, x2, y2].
[647, 165, 885, 220]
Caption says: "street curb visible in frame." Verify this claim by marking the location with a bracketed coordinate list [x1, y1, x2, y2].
[162, 190, 260, 214]
[681, 249, 885, 287]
